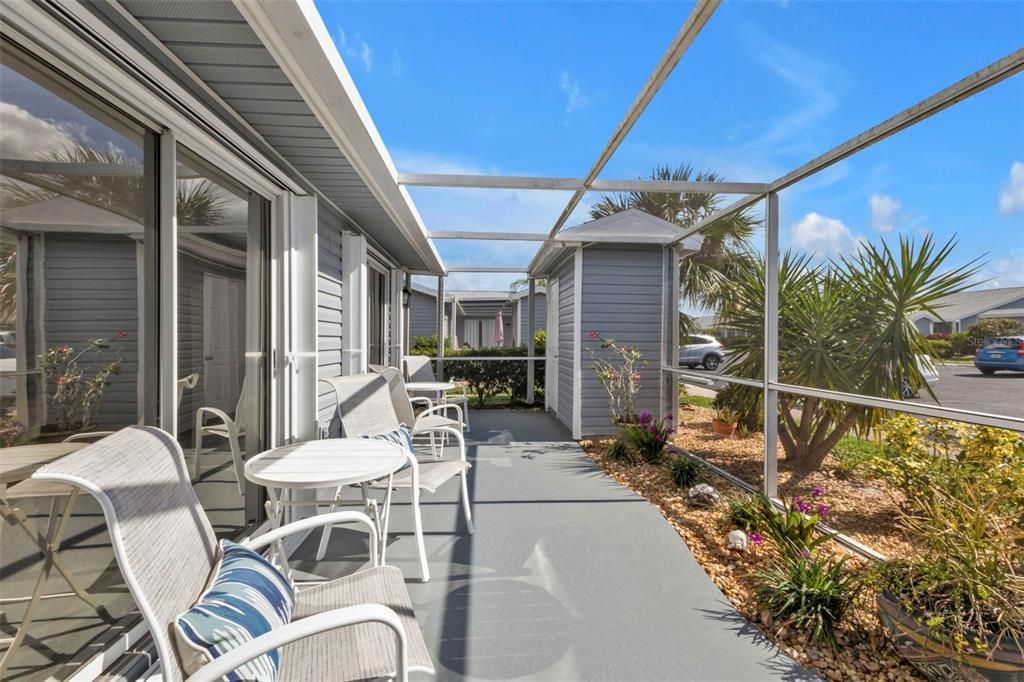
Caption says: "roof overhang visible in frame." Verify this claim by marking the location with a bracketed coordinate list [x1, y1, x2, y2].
[100, 0, 443, 273]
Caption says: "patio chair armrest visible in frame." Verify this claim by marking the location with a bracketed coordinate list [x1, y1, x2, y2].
[185, 603, 409, 682]
[413, 425, 467, 463]
[195, 406, 234, 428]
[417, 402, 463, 425]
[409, 396, 433, 409]
[63, 431, 115, 443]
[242, 511, 378, 562]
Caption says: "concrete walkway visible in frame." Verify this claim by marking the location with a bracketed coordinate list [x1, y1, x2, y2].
[294, 409, 815, 681]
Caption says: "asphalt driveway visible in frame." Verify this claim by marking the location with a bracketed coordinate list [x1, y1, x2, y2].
[680, 364, 1024, 421]
[912, 364, 1024, 419]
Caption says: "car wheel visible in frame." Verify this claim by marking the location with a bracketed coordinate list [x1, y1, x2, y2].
[980, 368, 996, 375]
[901, 381, 915, 399]
[703, 354, 721, 371]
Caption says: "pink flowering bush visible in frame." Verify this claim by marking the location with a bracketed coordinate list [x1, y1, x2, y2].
[588, 331, 646, 423]
[623, 411, 675, 464]
[39, 332, 125, 431]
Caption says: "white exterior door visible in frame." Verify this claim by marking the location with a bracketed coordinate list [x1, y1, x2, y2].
[203, 273, 244, 413]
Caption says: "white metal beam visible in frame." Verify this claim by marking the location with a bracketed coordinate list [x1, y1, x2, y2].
[769, 48, 1024, 193]
[446, 266, 530, 273]
[400, 172, 766, 194]
[762, 192, 780, 498]
[430, 231, 549, 241]
[545, 0, 721, 239]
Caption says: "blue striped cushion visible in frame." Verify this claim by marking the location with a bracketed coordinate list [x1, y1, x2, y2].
[364, 425, 414, 453]
[172, 540, 295, 681]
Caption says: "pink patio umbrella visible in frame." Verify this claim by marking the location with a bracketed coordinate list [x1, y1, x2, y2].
[495, 309, 504, 345]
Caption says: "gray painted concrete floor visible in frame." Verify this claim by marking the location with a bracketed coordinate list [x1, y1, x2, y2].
[292, 409, 816, 682]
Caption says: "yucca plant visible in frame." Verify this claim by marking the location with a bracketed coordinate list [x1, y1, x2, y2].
[717, 235, 980, 472]
[756, 552, 862, 645]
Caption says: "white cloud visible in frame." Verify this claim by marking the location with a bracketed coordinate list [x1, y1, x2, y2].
[790, 212, 862, 258]
[869, 193, 902, 233]
[558, 71, 589, 122]
[998, 161, 1024, 215]
[982, 248, 1024, 288]
[0, 102, 75, 158]
[336, 28, 372, 72]
[395, 150, 594, 290]
[391, 53, 403, 78]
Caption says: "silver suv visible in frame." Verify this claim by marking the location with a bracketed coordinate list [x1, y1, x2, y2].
[680, 334, 724, 371]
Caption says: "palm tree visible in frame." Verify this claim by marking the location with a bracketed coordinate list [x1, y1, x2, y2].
[590, 163, 760, 323]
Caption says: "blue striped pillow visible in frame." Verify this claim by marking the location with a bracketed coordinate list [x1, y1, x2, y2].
[172, 540, 295, 681]
[364, 425, 414, 453]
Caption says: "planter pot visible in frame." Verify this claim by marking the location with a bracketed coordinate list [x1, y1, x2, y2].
[876, 591, 1024, 682]
[711, 419, 738, 439]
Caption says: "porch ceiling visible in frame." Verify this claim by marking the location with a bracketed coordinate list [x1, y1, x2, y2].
[96, 0, 443, 273]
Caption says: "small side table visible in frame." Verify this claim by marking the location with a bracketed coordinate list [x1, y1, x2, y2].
[244, 439, 407, 578]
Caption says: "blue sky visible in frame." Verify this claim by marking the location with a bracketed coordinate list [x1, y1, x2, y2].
[313, 0, 1024, 293]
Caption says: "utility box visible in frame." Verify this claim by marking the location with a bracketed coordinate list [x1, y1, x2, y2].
[533, 209, 703, 438]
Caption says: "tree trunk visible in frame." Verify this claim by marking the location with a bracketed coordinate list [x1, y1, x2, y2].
[778, 401, 860, 473]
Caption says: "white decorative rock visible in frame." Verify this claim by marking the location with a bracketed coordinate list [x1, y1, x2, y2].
[727, 529, 749, 551]
[687, 483, 721, 507]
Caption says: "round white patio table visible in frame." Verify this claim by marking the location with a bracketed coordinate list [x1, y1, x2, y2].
[245, 439, 407, 575]
[404, 381, 455, 394]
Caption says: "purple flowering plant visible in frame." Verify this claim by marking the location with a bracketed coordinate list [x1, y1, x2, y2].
[753, 488, 834, 559]
[623, 411, 676, 464]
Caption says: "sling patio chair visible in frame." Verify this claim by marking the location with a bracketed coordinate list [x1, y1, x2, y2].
[320, 374, 473, 582]
[403, 355, 471, 432]
[31, 425, 434, 682]
[368, 365, 462, 458]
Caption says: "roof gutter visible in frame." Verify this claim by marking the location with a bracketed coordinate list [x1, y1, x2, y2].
[233, 0, 445, 274]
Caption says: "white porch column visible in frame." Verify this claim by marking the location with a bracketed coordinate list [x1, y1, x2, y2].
[527, 279, 536, 404]
[436, 275, 445, 380]
[389, 267, 405, 367]
[660, 246, 680, 421]
[287, 196, 318, 442]
[763, 192, 780, 497]
[449, 296, 458, 349]
[341, 232, 368, 375]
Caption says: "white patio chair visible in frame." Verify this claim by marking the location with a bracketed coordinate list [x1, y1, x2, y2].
[31, 426, 434, 682]
[321, 373, 473, 582]
[404, 355, 471, 432]
[192, 374, 249, 496]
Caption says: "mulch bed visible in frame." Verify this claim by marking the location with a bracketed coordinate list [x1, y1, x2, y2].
[579, 408, 927, 681]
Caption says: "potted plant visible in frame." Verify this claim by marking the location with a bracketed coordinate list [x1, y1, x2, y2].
[872, 484, 1024, 681]
[711, 406, 739, 438]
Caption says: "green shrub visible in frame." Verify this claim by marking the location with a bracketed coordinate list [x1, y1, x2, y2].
[668, 455, 702, 488]
[755, 553, 862, 645]
[443, 345, 545, 407]
[830, 436, 884, 475]
[966, 318, 1024, 343]
[603, 438, 632, 463]
[948, 331, 974, 356]
[410, 335, 450, 356]
[928, 338, 953, 359]
[680, 394, 714, 409]
[727, 494, 763, 532]
[622, 412, 675, 464]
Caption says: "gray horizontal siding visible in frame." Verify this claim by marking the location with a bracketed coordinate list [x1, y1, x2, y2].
[518, 294, 546, 345]
[580, 246, 664, 436]
[42, 234, 140, 430]
[409, 291, 438, 340]
[317, 209, 344, 435]
[556, 256, 575, 431]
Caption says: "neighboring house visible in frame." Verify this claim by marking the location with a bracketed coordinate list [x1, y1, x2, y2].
[408, 285, 547, 348]
[911, 286, 1024, 335]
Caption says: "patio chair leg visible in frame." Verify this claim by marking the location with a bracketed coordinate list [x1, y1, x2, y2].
[315, 486, 343, 561]
[460, 471, 475, 535]
[428, 431, 437, 458]
[411, 486, 430, 582]
[380, 479, 394, 566]
[191, 427, 202, 482]
[228, 431, 245, 497]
